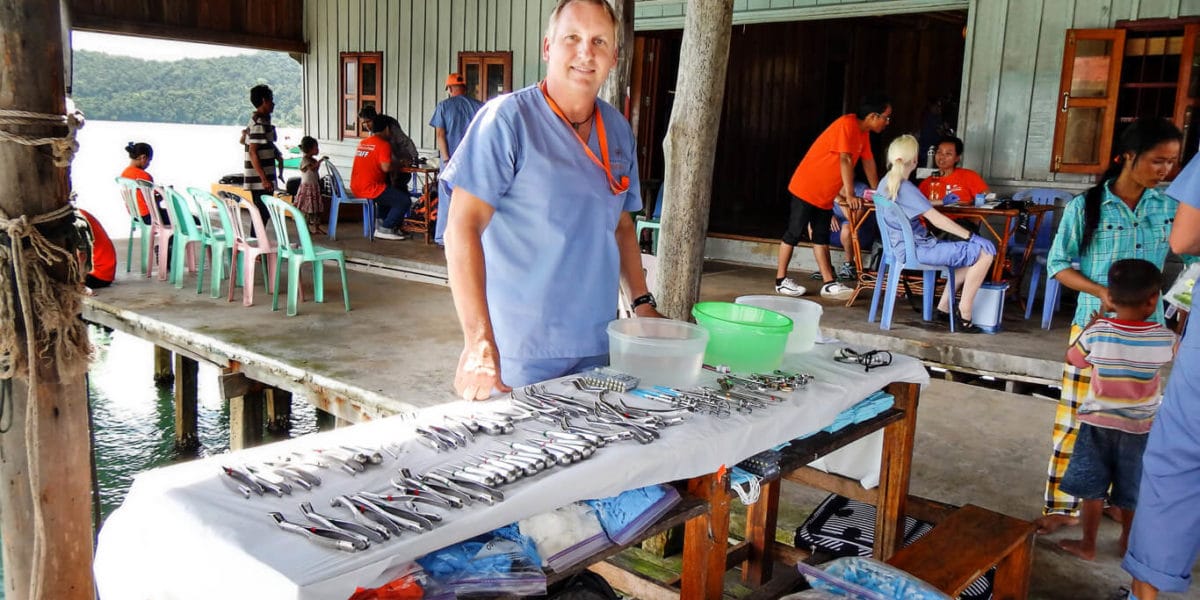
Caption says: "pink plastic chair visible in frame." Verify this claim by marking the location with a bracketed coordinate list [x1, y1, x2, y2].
[130, 179, 175, 281]
[217, 190, 278, 307]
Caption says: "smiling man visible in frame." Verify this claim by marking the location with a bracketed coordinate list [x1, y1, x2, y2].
[442, 0, 662, 400]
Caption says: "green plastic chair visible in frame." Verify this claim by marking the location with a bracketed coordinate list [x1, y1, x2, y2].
[263, 196, 350, 316]
[161, 185, 204, 290]
[115, 177, 152, 274]
[187, 187, 235, 298]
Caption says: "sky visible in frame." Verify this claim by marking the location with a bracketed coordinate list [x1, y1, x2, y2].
[71, 31, 258, 61]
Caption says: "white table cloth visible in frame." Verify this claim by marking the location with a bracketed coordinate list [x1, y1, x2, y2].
[94, 345, 928, 599]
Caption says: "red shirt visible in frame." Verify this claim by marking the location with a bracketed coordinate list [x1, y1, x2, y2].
[81, 209, 116, 283]
[121, 165, 154, 216]
[350, 135, 391, 199]
[787, 114, 874, 209]
[918, 168, 988, 201]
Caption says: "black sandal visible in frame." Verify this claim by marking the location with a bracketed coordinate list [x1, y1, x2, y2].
[956, 317, 983, 334]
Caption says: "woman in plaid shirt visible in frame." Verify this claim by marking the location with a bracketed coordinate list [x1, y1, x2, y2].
[1037, 118, 1184, 534]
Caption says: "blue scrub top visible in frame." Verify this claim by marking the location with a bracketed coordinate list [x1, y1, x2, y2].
[430, 94, 485, 158]
[1167, 159, 1200, 351]
[874, 179, 936, 258]
[442, 84, 642, 359]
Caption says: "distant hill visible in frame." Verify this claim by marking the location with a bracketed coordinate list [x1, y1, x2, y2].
[71, 50, 303, 127]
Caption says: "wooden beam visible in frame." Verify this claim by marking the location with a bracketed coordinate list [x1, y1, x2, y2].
[173, 354, 199, 451]
[741, 478, 780, 586]
[154, 345, 174, 386]
[874, 382, 920, 561]
[218, 370, 265, 400]
[0, 0, 96, 596]
[70, 13, 307, 54]
[229, 389, 265, 450]
[266, 387, 293, 433]
[587, 562, 679, 600]
[784, 466, 879, 505]
[656, 0, 733, 319]
[680, 470, 730, 600]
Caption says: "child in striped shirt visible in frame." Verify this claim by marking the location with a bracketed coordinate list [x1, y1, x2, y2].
[1059, 258, 1178, 561]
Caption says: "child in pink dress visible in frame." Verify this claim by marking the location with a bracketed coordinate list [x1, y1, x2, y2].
[294, 136, 325, 231]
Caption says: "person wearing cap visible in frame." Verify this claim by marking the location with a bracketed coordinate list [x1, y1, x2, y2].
[431, 72, 485, 245]
[442, 0, 661, 400]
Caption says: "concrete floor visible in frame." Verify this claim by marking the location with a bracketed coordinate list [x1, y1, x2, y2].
[90, 231, 1200, 598]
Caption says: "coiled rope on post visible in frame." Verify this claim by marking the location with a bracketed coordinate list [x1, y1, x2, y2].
[0, 104, 90, 600]
[0, 107, 85, 167]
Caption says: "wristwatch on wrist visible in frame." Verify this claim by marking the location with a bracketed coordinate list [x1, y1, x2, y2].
[631, 293, 657, 311]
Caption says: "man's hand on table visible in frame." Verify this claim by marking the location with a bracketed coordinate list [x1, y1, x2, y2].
[455, 339, 511, 401]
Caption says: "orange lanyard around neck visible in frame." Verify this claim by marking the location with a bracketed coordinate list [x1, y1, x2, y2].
[539, 81, 630, 195]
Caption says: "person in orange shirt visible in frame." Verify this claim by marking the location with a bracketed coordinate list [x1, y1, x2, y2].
[351, 114, 412, 240]
[79, 209, 116, 292]
[120, 141, 168, 224]
[776, 95, 891, 299]
[917, 135, 988, 204]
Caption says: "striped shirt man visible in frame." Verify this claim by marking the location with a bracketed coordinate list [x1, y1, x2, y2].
[1067, 317, 1177, 434]
[243, 112, 278, 192]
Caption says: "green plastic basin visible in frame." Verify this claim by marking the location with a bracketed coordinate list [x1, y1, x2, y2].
[691, 301, 793, 373]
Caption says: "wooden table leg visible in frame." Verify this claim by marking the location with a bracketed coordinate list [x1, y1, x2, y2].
[681, 470, 731, 600]
[874, 381, 919, 561]
[741, 478, 780, 586]
[991, 531, 1034, 600]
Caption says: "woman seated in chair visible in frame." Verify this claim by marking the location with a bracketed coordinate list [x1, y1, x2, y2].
[875, 134, 995, 333]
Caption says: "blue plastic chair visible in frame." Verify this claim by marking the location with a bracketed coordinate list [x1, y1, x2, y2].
[868, 194, 958, 332]
[160, 185, 202, 289]
[115, 177, 152, 274]
[635, 185, 665, 254]
[1013, 189, 1073, 328]
[324, 160, 375, 241]
[264, 196, 351, 316]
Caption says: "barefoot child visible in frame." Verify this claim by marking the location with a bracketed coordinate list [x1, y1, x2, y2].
[294, 136, 325, 232]
[1058, 258, 1177, 560]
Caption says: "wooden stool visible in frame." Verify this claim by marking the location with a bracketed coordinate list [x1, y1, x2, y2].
[886, 504, 1036, 600]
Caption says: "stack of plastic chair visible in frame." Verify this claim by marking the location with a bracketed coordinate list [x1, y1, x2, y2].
[114, 177, 152, 274]
[132, 179, 175, 281]
[868, 194, 958, 332]
[324, 160, 375, 241]
[635, 185, 664, 254]
[160, 185, 203, 290]
[264, 196, 350, 316]
[187, 188, 237, 298]
[1013, 189, 1074, 329]
[216, 191, 277, 307]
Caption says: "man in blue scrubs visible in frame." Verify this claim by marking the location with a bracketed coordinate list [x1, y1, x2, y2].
[431, 73, 485, 245]
[442, 0, 662, 400]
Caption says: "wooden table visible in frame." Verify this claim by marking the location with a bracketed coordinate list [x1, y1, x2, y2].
[839, 201, 1055, 307]
[400, 165, 439, 244]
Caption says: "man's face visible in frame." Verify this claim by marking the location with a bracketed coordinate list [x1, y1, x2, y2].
[934, 142, 960, 171]
[261, 95, 275, 115]
[542, 1, 618, 95]
[867, 106, 892, 133]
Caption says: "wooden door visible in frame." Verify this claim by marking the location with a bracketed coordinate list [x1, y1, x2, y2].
[1051, 29, 1126, 174]
[1175, 24, 1200, 167]
[630, 35, 663, 179]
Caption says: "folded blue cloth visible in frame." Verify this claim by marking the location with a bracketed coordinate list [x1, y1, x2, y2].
[781, 391, 896, 444]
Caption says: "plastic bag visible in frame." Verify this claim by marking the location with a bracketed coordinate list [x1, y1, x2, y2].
[797, 557, 952, 600]
[1165, 262, 1200, 310]
[417, 533, 547, 597]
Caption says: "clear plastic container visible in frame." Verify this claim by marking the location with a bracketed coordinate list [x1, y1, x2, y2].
[735, 295, 823, 353]
[606, 318, 709, 389]
[691, 302, 792, 373]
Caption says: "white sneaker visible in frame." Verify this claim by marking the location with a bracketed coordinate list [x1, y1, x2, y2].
[775, 277, 806, 297]
[374, 226, 407, 241]
[820, 281, 854, 300]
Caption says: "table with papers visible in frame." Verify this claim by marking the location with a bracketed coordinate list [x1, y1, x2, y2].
[93, 345, 929, 600]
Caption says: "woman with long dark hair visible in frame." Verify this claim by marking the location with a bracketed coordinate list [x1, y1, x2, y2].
[1036, 118, 1183, 535]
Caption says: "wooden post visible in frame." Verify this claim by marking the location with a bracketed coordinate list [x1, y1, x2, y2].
[229, 389, 265, 450]
[656, 0, 733, 319]
[680, 471, 731, 600]
[0, 1, 96, 598]
[875, 381, 920, 561]
[173, 355, 199, 451]
[266, 387, 293, 434]
[742, 478, 781, 586]
[153, 346, 174, 386]
[599, 0, 635, 114]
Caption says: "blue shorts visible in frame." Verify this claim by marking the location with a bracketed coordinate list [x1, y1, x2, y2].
[831, 203, 879, 250]
[913, 240, 982, 269]
[1060, 422, 1148, 510]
